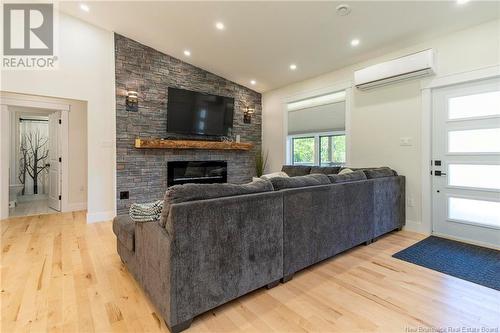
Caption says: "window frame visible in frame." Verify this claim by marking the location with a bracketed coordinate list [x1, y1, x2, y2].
[287, 130, 346, 166]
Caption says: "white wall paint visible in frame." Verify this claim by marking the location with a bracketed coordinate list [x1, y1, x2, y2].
[0, 107, 9, 219]
[263, 19, 500, 232]
[1, 13, 116, 223]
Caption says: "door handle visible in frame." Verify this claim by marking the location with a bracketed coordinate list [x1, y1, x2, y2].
[434, 170, 447, 176]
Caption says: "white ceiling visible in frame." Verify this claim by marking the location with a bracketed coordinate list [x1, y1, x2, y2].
[60, 1, 499, 93]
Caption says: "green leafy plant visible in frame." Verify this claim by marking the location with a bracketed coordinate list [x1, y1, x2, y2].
[255, 149, 269, 177]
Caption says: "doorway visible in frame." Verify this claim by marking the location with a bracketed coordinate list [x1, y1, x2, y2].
[1, 92, 88, 220]
[431, 77, 500, 248]
[7, 107, 63, 217]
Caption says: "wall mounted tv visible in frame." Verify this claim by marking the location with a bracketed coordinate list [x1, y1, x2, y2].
[166, 87, 234, 137]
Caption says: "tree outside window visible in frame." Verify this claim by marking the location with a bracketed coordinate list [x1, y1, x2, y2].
[320, 135, 346, 166]
[292, 137, 314, 165]
[289, 132, 346, 166]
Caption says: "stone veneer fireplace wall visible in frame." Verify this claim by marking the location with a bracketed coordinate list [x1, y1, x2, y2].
[115, 34, 262, 215]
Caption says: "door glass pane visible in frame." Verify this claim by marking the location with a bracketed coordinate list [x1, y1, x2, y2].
[320, 135, 346, 166]
[292, 137, 314, 165]
[448, 164, 500, 190]
[448, 197, 500, 228]
[449, 91, 500, 120]
[448, 128, 500, 153]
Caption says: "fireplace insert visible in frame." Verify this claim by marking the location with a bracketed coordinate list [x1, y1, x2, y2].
[167, 161, 227, 187]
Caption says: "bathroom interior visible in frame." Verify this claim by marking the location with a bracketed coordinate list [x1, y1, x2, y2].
[8, 106, 58, 217]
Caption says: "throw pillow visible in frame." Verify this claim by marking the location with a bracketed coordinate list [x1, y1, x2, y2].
[281, 165, 312, 177]
[338, 168, 353, 175]
[310, 166, 342, 175]
[260, 171, 289, 180]
[328, 170, 367, 183]
[363, 167, 397, 179]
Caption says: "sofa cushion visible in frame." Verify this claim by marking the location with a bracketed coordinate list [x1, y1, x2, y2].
[159, 179, 274, 227]
[281, 165, 312, 177]
[310, 166, 342, 175]
[328, 170, 367, 183]
[363, 167, 397, 179]
[270, 174, 330, 191]
[112, 215, 135, 252]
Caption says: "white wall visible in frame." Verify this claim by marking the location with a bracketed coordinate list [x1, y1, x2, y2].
[263, 19, 500, 232]
[0, 107, 9, 219]
[1, 13, 116, 223]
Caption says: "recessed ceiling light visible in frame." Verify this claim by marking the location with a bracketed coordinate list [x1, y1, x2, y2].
[289, 64, 297, 71]
[250, 80, 256, 85]
[351, 39, 360, 47]
[456, 0, 470, 4]
[215, 22, 225, 30]
[183, 50, 191, 56]
[79, 3, 89, 12]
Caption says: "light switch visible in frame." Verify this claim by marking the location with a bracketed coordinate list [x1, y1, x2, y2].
[400, 137, 412, 146]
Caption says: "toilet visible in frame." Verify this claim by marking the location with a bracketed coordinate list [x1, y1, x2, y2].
[9, 184, 24, 208]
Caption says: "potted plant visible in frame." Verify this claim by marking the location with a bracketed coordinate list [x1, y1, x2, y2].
[255, 148, 269, 177]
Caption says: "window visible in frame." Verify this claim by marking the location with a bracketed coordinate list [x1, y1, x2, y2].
[448, 128, 500, 153]
[448, 91, 500, 120]
[448, 164, 500, 190]
[320, 135, 346, 166]
[288, 132, 346, 166]
[448, 197, 500, 228]
[292, 137, 315, 165]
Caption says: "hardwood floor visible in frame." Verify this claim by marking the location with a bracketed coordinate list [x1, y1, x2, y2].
[1, 212, 499, 333]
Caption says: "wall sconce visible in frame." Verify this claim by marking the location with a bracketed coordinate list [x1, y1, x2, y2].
[243, 106, 255, 124]
[126, 90, 138, 112]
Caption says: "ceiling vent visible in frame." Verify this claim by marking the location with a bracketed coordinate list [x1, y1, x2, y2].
[336, 4, 351, 16]
[354, 49, 435, 90]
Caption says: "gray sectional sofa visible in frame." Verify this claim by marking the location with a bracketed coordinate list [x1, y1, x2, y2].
[113, 166, 405, 333]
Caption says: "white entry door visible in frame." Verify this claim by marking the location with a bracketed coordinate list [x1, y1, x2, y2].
[48, 112, 61, 211]
[432, 77, 500, 248]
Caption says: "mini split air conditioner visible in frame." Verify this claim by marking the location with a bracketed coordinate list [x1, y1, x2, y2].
[354, 49, 435, 90]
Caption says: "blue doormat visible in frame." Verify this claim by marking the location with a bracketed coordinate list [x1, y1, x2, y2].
[393, 236, 500, 291]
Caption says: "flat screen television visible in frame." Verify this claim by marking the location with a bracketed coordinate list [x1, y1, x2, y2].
[166, 87, 234, 137]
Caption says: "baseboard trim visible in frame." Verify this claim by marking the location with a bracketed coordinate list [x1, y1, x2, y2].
[86, 210, 115, 224]
[65, 202, 87, 212]
[403, 220, 430, 235]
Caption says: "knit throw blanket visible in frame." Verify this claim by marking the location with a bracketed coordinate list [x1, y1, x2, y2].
[129, 200, 163, 222]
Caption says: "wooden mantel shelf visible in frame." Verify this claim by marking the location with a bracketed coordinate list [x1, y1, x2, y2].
[135, 138, 254, 151]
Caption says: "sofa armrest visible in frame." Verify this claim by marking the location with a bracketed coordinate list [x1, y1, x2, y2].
[159, 191, 284, 327]
[372, 175, 406, 238]
[112, 215, 136, 252]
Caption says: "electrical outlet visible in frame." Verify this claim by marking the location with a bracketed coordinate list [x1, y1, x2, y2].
[407, 197, 415, 207]
[120, 191, 129, 200]
[400, 137, 413, 146]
